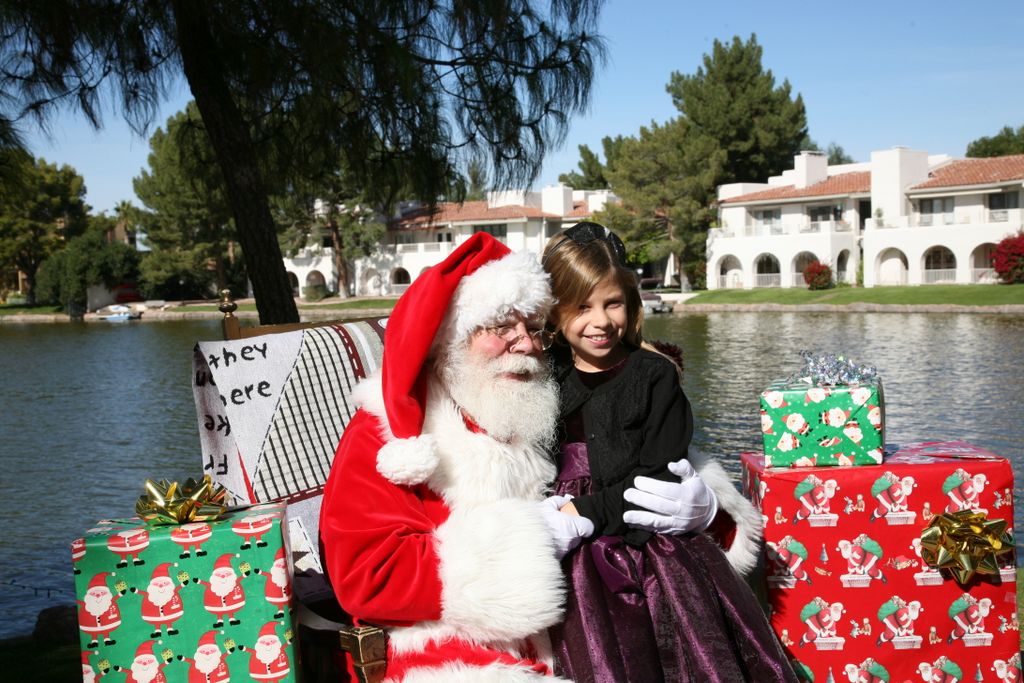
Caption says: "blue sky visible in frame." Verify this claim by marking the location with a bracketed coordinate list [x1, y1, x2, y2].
[20, 1, 1024, 214]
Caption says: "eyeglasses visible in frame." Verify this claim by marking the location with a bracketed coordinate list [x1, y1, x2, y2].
[543, 221, 627, 266]
[481, 323, 555, 350]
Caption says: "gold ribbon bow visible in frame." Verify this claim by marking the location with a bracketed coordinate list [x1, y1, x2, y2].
[135, 475, 228, 525]
[919, 510, 1014, 584]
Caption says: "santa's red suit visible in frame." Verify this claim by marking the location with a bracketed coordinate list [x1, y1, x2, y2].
[263, 550, 291, 615]
[232, 514, 274, 548]
[321, 375, 565, 682]
[247, 647, 290, 681]
[202, 582, 246, 616]
[170, 523, 212, 556]
[187, 661, 229, 683]
[140, 590, 184, 629]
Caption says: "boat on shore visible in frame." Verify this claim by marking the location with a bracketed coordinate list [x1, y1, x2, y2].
[94, 304, 143, 322]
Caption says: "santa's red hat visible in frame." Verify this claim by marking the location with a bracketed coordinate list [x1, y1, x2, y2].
[213, 554, 236, 571]
[134, 639, 156, 660]
[375, 232, 553, 486]
[274, 547, 285, 563]
[87, 572, 111, 591]
[150, 562, 174, 579]
[197, 631, 220, 648]
[82, 650, 93, 666]
[258, 621, 279, 640]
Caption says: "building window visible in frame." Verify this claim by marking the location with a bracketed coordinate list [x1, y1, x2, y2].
[435, 232, 452, 242]
[473, 224, 508, 240]
[808, 204, 842, 223]
[392, 232, 415, 245]
[989, 191, 1019, 222]
[919, 197, 954, 225]
[755, 209, 781, 227]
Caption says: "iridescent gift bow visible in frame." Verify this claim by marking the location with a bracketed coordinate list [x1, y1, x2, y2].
[135, 474, 228, 525]
[793, 350, 879, 386]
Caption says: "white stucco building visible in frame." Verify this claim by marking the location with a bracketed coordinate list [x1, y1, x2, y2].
[284, 185, 618, 297]
[707, 148, 1024, 289]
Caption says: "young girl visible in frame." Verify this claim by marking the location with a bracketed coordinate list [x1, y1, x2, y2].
[542, 223, 796, 682]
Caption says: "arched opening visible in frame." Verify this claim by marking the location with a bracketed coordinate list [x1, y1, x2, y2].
[361, 269, 382, 296]
[876, 248, 908, 286]
[836, 250, 850, 284]
[305, 270, 326, 287]
[970, 243, 998, 283]
[390, 268, 412, 295]
[754, 254, 781, 288]
[922, 246, 956, 284]
[717, 255, 742, 289]
[792, 251, 818, 288]
[287, 271, 299, 297]
[303, 270, 328, 301]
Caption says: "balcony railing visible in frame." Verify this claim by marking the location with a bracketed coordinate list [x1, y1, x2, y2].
[754, 273, 781, 288]
[972, 268, 997, 283]
[724, 219, 854, 237]
[922, 268, 957, 284]
[717, 274, 743, 289]
[990, 209, 1009, 222]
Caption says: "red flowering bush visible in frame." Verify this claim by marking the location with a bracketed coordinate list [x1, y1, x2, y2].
[992, 231, 1024, 284]
[802, 261, 833, 290]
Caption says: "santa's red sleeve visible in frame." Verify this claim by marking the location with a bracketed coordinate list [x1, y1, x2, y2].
[319, 410, 445, 625]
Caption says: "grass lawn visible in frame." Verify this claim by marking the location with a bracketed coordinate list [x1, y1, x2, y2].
[0, 303, 64, 316]
[177, 297, 398, 313]
[684, 283, 1024, 306]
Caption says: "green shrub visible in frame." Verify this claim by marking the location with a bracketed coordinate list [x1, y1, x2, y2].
[802, 261, 833, 290]
[302, 284, 329, 302]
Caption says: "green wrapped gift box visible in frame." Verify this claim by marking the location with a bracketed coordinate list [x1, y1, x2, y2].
[72, 502, 297, 682]
[759, 378, 885, 467]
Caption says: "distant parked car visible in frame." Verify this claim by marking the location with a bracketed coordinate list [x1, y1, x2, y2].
[638, 278, 672, 314]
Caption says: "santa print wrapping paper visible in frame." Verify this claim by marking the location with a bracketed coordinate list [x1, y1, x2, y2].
[742, 441, 1021, 683]
[71, 503, 298, 683]
[760, 378, 885, 467]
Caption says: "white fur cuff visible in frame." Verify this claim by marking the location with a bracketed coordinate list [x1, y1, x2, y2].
[690, 449, 764, 578]
[434, 500, 565, 642]
[377, 435, 439, 486]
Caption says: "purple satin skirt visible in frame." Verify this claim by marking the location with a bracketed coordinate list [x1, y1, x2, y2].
[551, 443, 797, 683]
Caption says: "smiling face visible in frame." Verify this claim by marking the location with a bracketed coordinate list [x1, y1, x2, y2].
[562, 275, 629, 372]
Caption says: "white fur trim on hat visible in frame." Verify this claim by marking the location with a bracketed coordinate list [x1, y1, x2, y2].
[690, 449, 763, 578]
[434, 250, 553, 354]
[376, 434, 439, 486]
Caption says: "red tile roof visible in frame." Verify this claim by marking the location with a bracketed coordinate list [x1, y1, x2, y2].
[911, 155, 1024, 190]
[720, 172, 871, 204]
[393, 200, 561, 229]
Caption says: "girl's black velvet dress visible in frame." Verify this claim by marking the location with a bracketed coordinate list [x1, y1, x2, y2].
[549, 347, 796, 683]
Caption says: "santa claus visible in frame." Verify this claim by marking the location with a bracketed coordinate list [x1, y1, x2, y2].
[114, 640, 170, 683]
[231, 513, 274, 550]
[72, 537, 87, 574]
[170, 522, 212, 559]
[133, 562, 186, 637]
[242, 621, 290, 682]
[106, 528, 149, 568]
[82, 650, 100, 683]
[179, 630, 230, 683]
[262, 547, 291, 619]
[319, 234, 754, 682]
[78, 572, 122, 648]
[196, 553, 248, 628]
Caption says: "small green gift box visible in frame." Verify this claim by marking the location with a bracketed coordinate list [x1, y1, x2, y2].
[759, 377, 885, 467]
[72, 502, 297, 682]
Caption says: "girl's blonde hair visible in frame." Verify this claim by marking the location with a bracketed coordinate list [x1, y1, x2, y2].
[541, 229, 644, 347]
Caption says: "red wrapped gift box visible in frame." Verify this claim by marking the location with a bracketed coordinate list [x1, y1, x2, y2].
[742, 441, 1020, 683]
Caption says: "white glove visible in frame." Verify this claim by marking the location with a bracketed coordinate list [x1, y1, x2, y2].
[536, 495, 595, 559]
[622, 459, 718, 535]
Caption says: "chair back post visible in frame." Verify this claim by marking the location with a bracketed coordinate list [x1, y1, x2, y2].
[218, 289, 242, 340]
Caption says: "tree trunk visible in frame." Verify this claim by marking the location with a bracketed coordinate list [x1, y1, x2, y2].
[329, 222, 350, 299]
[170, 0, 299, 324]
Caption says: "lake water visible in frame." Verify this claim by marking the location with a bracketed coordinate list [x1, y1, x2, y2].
[0, 313, 1022, 638]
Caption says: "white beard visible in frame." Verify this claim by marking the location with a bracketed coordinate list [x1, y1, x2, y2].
[131, 658, 159, 683]
[84, 590, 113, 617]
[270, 563, 288, 589]
[255, 639, 282, 665]
[441, 350, 558, 450]
[147, 581, 174, 607]
[194, 649, 222, 674]
[82, 667, 95, 683]
[209, 572, 237, 597]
